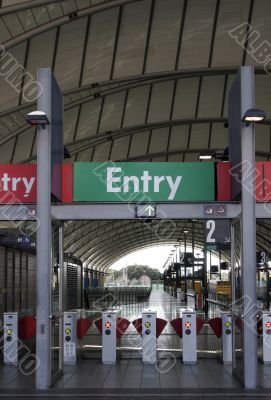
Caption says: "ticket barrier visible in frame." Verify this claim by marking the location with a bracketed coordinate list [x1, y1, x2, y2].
[132, 311, 167, 364]
[63, 311, 79, 364]
[3, 312, 37, 365]
[170, 308, 204, 364]
[4, 312, 18, 364]
[208, 312, 232, 363]
[261, 311, 271, 363]
[63, 312, 92, 364]
[95, 310, 130, 364]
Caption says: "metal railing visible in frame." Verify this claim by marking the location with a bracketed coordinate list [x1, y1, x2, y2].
[85, 287, 152, 310]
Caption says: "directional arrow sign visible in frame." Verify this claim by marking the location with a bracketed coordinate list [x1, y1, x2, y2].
[136, 204, 156, 218]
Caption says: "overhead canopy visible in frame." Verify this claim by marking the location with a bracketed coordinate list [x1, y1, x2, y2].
[0, 0, 271, 269]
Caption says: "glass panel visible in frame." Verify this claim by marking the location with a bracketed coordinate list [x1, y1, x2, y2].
[51, 315, 61, 380]
[51, 224, 63, 381]
[231, 219, 244, 384]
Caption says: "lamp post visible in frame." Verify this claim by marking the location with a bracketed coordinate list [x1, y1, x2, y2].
[229, 67, 266, 388]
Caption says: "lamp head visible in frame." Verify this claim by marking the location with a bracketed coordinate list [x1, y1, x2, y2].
[25, 111, 50, 129]
[243, 108, 266, 126]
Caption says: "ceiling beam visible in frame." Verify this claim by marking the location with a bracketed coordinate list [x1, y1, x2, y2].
[2, 0, 141, 50]
[0, 0, 61, 16]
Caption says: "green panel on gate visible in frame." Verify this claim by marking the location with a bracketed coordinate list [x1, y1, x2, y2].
[73, 162, 215, 202]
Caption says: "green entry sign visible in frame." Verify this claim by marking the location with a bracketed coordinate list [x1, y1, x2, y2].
[73, 162, 215, 202]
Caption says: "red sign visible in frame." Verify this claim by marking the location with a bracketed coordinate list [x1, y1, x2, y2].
[0, 164, 37, 203]
[265, 321, 271, 328]
[0, 164, 74, 204]
[185, 321, 191, 329]
[216, 161, 271, 201]
[105, 321, 111, 329]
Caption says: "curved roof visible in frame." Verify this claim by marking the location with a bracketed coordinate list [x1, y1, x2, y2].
[1, 0, 271, 270]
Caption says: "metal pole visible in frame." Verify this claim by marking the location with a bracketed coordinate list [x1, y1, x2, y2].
[184, 235, 187, 302]
[58, 225, 63, 372]
[192, 221, 195, 290]
[36, 68, 52, 389]
[240, 66, 257, 389]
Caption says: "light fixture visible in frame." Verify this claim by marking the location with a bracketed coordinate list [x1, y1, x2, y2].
[242, 108, 266, 125]
[214, 147, 229, 162]
[182, 229, 189, 234]
[198, 154, 212, 160]
[25, 111, 50, 129]
[64, 146, 71, 159]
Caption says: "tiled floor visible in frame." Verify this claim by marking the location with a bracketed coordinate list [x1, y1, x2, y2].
[52, 359, 240, 389]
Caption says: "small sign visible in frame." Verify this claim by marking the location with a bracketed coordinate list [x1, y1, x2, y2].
[145, 322, 151, 329]
[105, 321, 111, 329]
[205, 219, 231, 250]
[225, 322, 231, 328]
[203, 204, 227, 217]
[136, 204, 156, 219]
[265, 321, 271, 328]
[185, 322, 191, 329]
[65, 328, 71, 335]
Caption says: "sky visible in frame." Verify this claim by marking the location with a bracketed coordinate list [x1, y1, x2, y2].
[110, 246, 175, 272]
[110, 245, 220, 272]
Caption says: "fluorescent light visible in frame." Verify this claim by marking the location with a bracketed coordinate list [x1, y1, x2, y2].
[198, 154, 212, 160]
[243, 108, 266, 124]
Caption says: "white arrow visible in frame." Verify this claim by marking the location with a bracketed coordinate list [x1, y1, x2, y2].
[224, 236, 230, 243]
[145, 205, 155, 217]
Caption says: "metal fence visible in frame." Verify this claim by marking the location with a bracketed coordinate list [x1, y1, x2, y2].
[85, 287, 152, 310]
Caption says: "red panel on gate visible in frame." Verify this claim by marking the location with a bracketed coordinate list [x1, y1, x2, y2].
[18, 317, 25, 339]
[257, 319, 263, 336]
[24, 316, 36, 339]
[208, 317, 222, 338]
[18, 315, 36, 340]
[95, 318, 102, 334]
[77, 318, 92, 339]
[216, 162, 231, 201]
[156, 318, 167, 338]
[170, 318, 182, 338]
[62, 163, 73, 203]
[196, 318, 205, 334]
[235, 318, 243, 331]
[117, 317, 130, 338]
[132, 318, 142, 335]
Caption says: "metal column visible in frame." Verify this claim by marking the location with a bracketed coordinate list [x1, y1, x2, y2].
[240, 67, 257, 389]
[36, 68, 52, 390]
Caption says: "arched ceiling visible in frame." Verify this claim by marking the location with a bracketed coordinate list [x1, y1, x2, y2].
[1, 0, 271, 270]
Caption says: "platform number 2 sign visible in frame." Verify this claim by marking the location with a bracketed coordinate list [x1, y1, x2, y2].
[205, 219, 231, 248]
[206, 220, 216, 243]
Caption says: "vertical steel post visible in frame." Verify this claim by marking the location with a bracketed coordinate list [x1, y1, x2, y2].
[240, 67, 257, 388]
[36, 68, 52, 389]
[59, 225, 64, 372]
